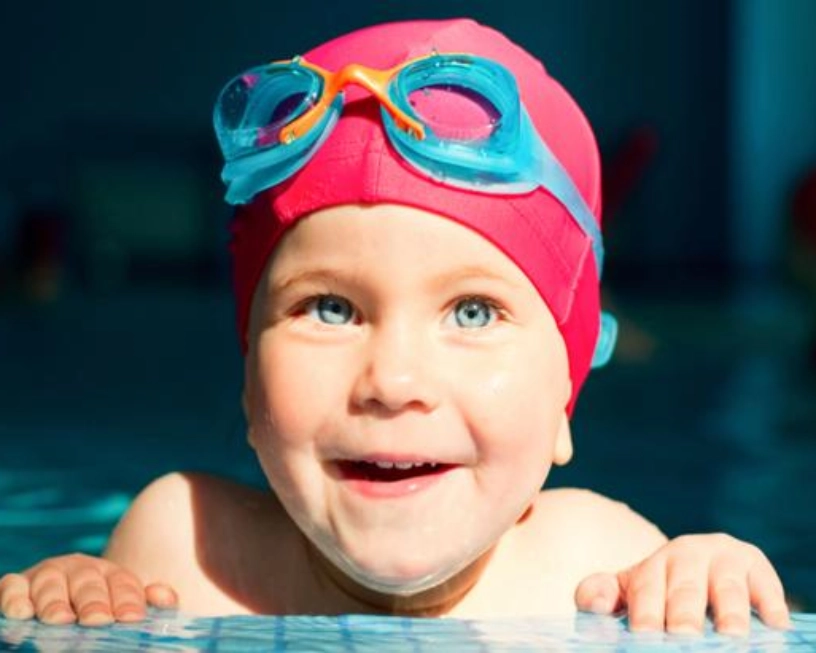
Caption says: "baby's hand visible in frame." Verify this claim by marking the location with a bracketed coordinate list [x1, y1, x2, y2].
[574, 534, 791, 635]
[0, 554, 177, 627]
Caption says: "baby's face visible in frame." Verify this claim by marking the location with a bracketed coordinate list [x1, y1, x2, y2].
[244, 203, 572, 595]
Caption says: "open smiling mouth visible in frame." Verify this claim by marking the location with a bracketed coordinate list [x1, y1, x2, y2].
[336, 460, 456, 483]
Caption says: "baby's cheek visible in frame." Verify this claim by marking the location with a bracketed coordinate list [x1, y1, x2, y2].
[480, 356, 562, 412]
[468, 364, 565, 454]
[256, 380, 319, 447]
[252, 342, 344, 445]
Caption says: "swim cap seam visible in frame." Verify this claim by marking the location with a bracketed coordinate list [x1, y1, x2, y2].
[370, 132, 385, 199]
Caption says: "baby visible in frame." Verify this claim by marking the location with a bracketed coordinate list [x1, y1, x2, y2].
[0, 18, 790, 634]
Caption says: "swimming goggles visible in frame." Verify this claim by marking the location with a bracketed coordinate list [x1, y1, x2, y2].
[213, 52, 605, 275]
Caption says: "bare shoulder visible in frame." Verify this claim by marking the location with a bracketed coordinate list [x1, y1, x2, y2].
[528, 487, 668, 570]
[105, 472, 261, 556]
[104, 472, 257, 573]
[104, 472, 285, 614]
[104, 472, 194, 564]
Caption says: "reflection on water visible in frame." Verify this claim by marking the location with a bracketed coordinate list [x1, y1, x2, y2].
[1, 612, 814, 652]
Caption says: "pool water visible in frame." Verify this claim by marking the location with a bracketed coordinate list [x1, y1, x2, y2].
[0, 285, 814, 650]
[3, 612, 816, 651]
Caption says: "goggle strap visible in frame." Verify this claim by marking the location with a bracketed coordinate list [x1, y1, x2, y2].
[531, 128, 604, 275]
[591, 311, 618, 369]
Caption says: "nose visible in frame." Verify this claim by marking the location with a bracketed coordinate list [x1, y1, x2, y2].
[350, 320, 440, 414]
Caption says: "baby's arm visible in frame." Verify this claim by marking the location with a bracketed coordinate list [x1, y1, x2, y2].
[575, 532, 790, 634]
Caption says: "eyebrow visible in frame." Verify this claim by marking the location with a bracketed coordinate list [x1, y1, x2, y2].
[271, 268, 350, 294]
[272, 264, 521, 294]
[427, 265, 524, 291]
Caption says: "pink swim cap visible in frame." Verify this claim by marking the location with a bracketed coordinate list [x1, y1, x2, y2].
[229, 18, 603, 413]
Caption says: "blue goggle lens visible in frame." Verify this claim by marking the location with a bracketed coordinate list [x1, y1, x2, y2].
[215, 65, 323, 161]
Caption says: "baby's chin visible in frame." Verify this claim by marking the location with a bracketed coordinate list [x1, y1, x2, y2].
[311, 535, 489, 601]
[345, 562, 462, 597]
[342, 549, 456, 590]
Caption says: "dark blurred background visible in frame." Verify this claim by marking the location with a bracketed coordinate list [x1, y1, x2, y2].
[1, 0, 816, 609]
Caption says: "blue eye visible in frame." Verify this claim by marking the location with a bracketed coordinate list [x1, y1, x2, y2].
[453, 298, 496, 328]
[309, 295, 354, 325]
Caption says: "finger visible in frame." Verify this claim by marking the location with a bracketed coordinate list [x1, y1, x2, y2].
[29, 565, 76, 625]
[145, 583, 179, 610]
[624, 560, 667, 632]
[748, 554, 791, 630]
[107, 570, 148, 623]
[68, 565, 114, 627]
[0, 573, 35, 620]
[575, 572, 624, 614]
[708, 556, 751, 635]
[664, 552, 709, 634]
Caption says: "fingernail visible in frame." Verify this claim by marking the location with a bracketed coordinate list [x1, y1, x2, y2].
[667, 611, 702, 635]
[82, 615, 114, 627]
[667, 622, 701, 635]
[629, 616, 662, 632]
[590, 596, 613, 613]
[716, 618, 748, 636]
[768, 610, 792, 630]
[42, 608, 77, 625]
[4, 602, 34, 620]
[116, 608, 146, 623]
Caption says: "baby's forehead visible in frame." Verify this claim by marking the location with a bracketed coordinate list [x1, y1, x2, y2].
[269, 203, 532, 278]
[263, 203, 556, 316]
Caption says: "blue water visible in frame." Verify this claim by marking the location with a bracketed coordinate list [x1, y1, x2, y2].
[0, 285, 815, 650]
[3, 612, 816, 651]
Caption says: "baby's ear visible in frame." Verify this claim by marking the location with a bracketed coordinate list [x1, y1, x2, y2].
[552, 376, 573, 466]
[553, 413, 573, 466]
